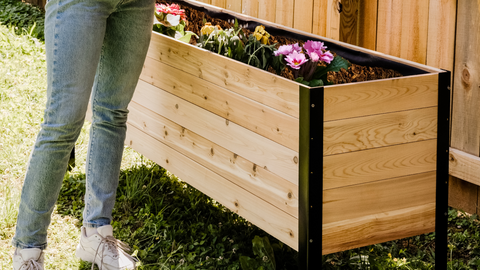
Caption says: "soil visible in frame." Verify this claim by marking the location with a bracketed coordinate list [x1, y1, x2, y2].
[158, 1, 403, 84]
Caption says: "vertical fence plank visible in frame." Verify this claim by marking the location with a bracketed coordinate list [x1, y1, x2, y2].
[376, 0, 429, 64]
[294, 0, 314, 32]
[242, 0, 259, 17]
[357, 0, 377, 50]
[339, 0, 359, 45]
[312, 0, 328, 36]
[449, 0, 480, 214]
[426, 0, 456, 71]
[258, 0, 276, 22]
[210, 0, 226, 8]
[275, 0, 295, 27]
[225, 0, 242, 12]
[326, 0, 341, 40]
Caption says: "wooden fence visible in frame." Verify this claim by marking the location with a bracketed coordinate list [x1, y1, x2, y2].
[27, 0, 480, 215]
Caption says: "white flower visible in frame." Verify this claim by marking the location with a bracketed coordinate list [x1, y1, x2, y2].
[166, 14, 181, 26]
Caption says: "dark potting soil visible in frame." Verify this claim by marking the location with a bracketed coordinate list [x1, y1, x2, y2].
[158, 1, 403, 84]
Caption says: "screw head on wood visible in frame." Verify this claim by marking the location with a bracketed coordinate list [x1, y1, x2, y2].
[309, 239, 313, 243]
[311, 104, 315, 108]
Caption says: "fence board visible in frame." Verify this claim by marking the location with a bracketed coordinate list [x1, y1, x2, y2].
[210, 0, 226, 8]
[376, 0, 429, 64]
[275, 0, 295, 27]
[293, 0, 314, 32]
[357, 0, 377, 50]
[242, 0, 258, 16]
[258, 0, 276, 22]
[448, 0, 480, 214]
[339, 0, 359, 45]
[312, 0, 328, 36]
[326, 0, 341, 40]
[225, 0, 242, 13]
[426, 0, 456, 71]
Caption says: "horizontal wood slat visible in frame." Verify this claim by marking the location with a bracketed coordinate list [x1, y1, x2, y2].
[125, 124, 298, 249]
[323, 203, 435, 255]
[323, 107, 438, 155]
[132, 80, 299, 184]
[140, 57, 299, 151]
[146, 32, 301, 118]
[449, 147, 480, 186]
[324, 74, 439, 121]
[127, 101, 299, 217]
[324, 171, 436, 224]
[323, 139, 437, 189]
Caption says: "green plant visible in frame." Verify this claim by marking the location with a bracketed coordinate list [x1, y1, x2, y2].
[153, 3, 197, 43]
[0, 0, 45, 40]
[240, 236, 276, 270]
[197, 19, 246, 61]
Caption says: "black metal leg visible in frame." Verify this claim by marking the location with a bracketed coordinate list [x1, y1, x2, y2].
[299, 86, 324, 269]
[436, 70, 451, 270]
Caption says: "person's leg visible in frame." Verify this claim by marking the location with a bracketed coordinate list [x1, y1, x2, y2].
[11, 0, 115, 250]
[82, 0, 154, 229]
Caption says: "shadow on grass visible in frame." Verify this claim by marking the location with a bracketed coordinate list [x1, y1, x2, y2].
[56, 162, 298, 270]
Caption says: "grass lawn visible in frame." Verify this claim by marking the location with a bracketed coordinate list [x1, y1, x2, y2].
[2, 2, 480, 269]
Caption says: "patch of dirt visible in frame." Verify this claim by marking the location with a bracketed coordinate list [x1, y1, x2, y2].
[158, 1, 403, 84]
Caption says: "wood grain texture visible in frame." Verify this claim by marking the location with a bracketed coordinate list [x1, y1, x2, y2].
[132, 80, 299, 184]
[125, 124, 298, 249]
[323, 203, 435, 254]
[146, 32, 301, 118]
[339, 0, 359, 45]
[323, 139, 437, 189]
[225, 0, 242, 13]
[451, 0, 480, 156]
[324, 171, 436, 223]
[448, 176, 479, 215]
[312, 0, 328, 36]
[140, 57, 299, 151]
[426, 0, 456, 71]
[127, 101, 299, 217]
[242, 0, 258, 17]
[326, 0, 341, 40]
[357, 0, 377, 50]
[210, 0, 226, 8]
[324, 74, 439, 121]
[258, 0, 276, 22]
[376, 0, 430, 64]
[449, 147, 480, 186]
[294, 0, 314, 32]
[275, 0, 294, 27]
[324, 107, 438, 155]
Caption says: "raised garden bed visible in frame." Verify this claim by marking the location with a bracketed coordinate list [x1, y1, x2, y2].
[124, 0, 450, 268]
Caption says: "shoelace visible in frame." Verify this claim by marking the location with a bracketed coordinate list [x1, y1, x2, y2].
[22, 259, 42, 270]
[92, 235, 138, 270]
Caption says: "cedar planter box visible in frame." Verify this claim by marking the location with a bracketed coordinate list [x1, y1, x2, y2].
[124, 0, 450, 267]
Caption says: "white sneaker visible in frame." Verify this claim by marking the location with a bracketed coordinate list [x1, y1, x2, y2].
[75, 225, 137, 270]
[12, 248, 44, 270]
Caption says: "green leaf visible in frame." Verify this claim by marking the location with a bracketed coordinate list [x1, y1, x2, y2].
[240, 256, 260, 270]
[309, 79, 324, 87]
[313, 55, 350, 79]
[177, 31, 197, 43]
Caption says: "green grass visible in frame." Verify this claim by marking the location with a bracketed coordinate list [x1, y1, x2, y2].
[2, 2, 480, 269]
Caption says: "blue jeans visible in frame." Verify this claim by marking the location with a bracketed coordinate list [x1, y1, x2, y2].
[12, 0, 154, 250]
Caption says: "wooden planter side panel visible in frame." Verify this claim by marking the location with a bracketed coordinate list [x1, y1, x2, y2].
[125, 124, 298, 249]
[321, 73, 439, 254]
[140, 56, 300, 152]
[130, 79, 299, 184]
[146, 32, 301, 118]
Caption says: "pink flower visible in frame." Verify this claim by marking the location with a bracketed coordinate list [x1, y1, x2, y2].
[285, 51, 308, 70]
[156, 3, 187, 22]
[274, 44, 294, 56]
[292, 43, 302, 53]
[320, 51, 334, 64]
[303, 40, 327, 55]
[309, 52, 320, 62]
